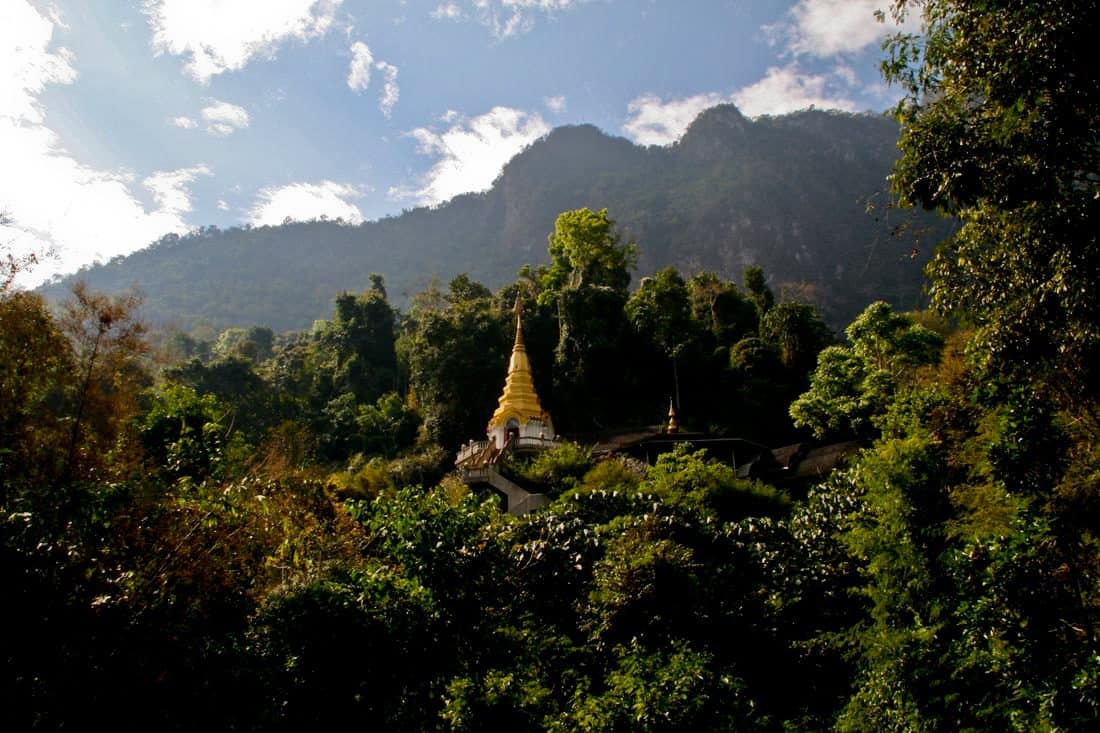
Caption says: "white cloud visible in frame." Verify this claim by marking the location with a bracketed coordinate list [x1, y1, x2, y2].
[393, 106, 550, 205]
[173, 100, 250, 136]
[144, 0, 343, 83]
[347, 40, 373, 91]
[200, 99, 250, 136]
[1, 1, 209, 288]
[216, 199, 230, 211]
[622, 92, 727, 146]
[144, 165, 212, 216]
[0, 119, 212, 286]
[430, 0, 585, 38]
[622, 63, 865, 145]
[375, 61, 399, 117]
[0, 0, 76, 124]
[346, 42, 398, 116]
[544, 95, 566, 113]
[248, 181, 365, 226]
[767, 0, 920, 58]
[431, 2, 463, 21]
[732, 64, 858, 117]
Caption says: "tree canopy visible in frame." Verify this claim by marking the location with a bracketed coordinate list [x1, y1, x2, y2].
[541, 207, 636, 296]
[884, 0, 1100, 416]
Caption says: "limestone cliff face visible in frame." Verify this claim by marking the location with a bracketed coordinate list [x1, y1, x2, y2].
[43, 105, 953, 332]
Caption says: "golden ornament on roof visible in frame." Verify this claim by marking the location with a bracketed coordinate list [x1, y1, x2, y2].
[667, 397, 679, 434]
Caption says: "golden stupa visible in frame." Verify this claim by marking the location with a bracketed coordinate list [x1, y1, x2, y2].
[488, 297, 552, 435]
[666, 397, 679, 434]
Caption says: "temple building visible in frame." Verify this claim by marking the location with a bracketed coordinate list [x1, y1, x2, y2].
[455, 298, 556, 514]
[455, 298, 859, 515]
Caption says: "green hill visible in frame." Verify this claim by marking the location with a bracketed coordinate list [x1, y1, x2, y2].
[40, 106, 952, 332]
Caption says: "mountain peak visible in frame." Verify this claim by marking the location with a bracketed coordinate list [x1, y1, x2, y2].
[498, 123, 640, 184]
[675, 104, 751, 158]
[693, 103, 748, 128]
[683, 104, 749, 138]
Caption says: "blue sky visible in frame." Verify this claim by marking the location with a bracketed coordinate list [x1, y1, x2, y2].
[2, 0, 918, 287]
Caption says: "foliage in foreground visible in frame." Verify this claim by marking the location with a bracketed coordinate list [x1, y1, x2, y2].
[3, 292, 1098, 732]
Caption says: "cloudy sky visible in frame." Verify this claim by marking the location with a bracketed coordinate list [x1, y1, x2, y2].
[2, 0, 917, 286]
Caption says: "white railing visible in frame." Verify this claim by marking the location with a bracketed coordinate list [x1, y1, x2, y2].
[456, 433, 558, 468]
[455, 440, 489, 466]
[512, 435, 557, 452]
[462, 466, 492, 483]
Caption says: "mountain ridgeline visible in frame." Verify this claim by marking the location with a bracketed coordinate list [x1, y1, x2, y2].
[41, 106, 952, 332]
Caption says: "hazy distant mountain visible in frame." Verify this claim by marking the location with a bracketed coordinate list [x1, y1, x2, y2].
[40, 105, 952, 333]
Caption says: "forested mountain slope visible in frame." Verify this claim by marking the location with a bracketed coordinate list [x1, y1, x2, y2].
[40, 106, 952, 332]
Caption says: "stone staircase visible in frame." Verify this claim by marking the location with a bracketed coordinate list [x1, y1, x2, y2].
[460, 464, 549, 516]
[456, 435, 550, 516]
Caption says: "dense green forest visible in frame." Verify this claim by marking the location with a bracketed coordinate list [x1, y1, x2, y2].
[38, 105, 954, 334]
[4, 2, 1098, 730]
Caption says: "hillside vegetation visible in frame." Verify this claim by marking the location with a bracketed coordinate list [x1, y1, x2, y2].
[40, 106, 951, 332]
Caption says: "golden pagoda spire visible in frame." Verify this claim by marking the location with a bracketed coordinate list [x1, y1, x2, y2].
[666, 397, 679, 434]
[488, 297, 550, 431]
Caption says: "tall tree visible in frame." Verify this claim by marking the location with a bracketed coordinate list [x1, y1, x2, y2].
[686, 272, 757, 347]
[884, 0, 1100, 422]
[402, 275, 510, 448]
[758, 302, 833, 375]
[539, 208, 639, 430]
[790, 301, 943, 440]
[743, 265, 774, 321]
[626, 267, 698, 411]
[541, 208, 636, 296]
[57, 282, 148, 481]
[808, 6, 1100, 725]
[0, 291, 72, 492]
[318, 287, 398, 405]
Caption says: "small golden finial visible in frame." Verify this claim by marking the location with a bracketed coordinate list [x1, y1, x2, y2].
[667, 397, 679, 434]
[513, 295, 525, 343]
